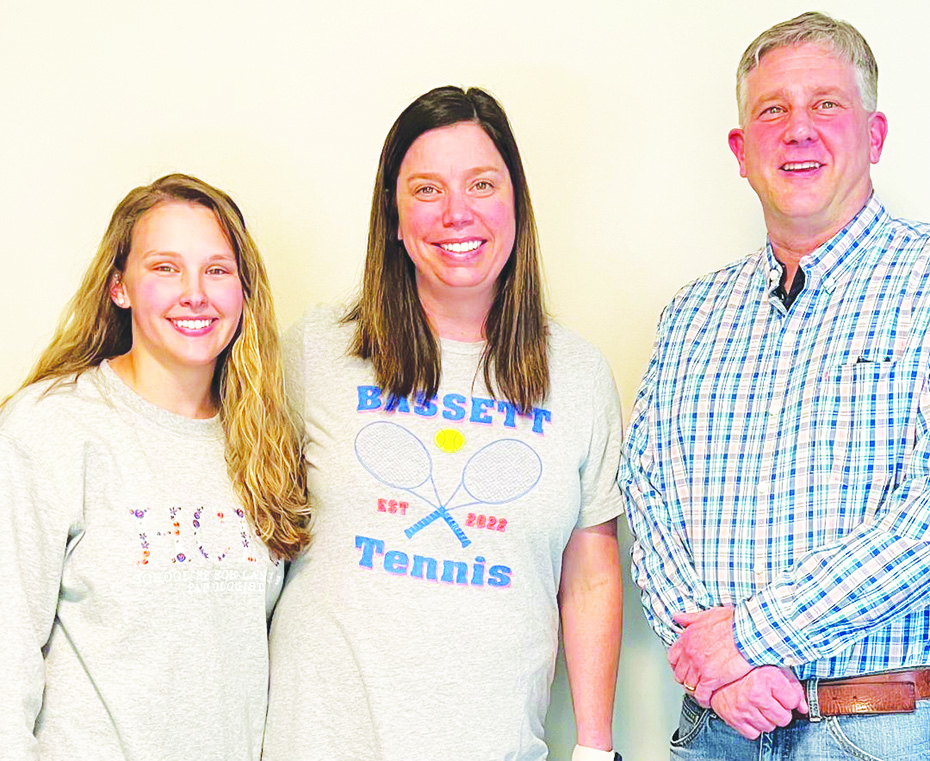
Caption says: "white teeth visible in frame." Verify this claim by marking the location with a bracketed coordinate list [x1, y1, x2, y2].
[782, 161, 821, 171]
[174, 319, 212, 330]
[440, 240, 481, 254]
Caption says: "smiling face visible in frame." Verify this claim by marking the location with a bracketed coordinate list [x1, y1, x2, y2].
[728, 43, 887, 247]
[396, 121, 516, 316]
[110, 200, 244, 378]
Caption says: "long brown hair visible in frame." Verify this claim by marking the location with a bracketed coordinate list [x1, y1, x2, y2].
[14, 173, 310, 559]
[346, 86, 549, 412]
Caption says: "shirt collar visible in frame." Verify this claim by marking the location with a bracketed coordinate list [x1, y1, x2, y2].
[760, 194, 888, 294]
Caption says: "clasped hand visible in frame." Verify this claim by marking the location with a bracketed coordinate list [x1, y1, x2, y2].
[668, 607, 808, 739]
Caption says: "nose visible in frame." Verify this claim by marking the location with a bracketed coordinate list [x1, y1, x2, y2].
[179, 271, 208, 308]
[783, 108, 817, 144]
[442, 189, 474, 228]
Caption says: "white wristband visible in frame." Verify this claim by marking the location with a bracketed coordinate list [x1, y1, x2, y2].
[571, 745, 616, 761]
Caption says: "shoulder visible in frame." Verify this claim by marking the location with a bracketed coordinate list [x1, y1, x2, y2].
[855, 208, 930, 310]
[663, 254, 757, 321]
[878, 210, 930, 243]
[547, 321, 609, 369]
[282, 303, 372, 410]
[0, 369, 109, 456]
[873, 211, 930, 266]
[545, 323, 623, 463]
[546, 322, 618, 396]
[633, 254, 760, 359]
[283, 303, 353, 359]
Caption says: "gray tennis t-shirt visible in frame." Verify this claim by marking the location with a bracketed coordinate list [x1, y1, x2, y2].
[264, 306, 623, 761]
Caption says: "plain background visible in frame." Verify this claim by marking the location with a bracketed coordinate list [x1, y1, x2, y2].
[3, 2, 929, 758]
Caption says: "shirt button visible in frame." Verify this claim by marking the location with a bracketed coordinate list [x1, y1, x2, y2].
[757, 482, 768, 495]
[768, 402, 780, 416]
[754, 564, 766, 576]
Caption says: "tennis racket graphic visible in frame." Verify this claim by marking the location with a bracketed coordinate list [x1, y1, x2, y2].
[404, 438, 542, 541]
[355, 421, 471, 547]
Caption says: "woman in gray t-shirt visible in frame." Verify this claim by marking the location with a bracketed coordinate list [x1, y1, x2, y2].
[265, 87, 624, 761]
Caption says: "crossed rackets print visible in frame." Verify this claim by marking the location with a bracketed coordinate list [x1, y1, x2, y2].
[354, 421, 543, 548]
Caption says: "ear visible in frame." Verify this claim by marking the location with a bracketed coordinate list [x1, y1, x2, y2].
[728, 128, 748, 178]
[109, 273, 130, 309]
[867, 111, 888, 164]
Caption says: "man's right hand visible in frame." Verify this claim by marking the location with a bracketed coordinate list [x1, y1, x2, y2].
[708, 666, 808, 740]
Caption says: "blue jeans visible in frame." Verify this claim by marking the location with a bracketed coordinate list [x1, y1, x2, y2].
[670, 693, 930, 760]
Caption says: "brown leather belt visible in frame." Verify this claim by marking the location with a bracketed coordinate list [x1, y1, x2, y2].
[807, 669, 930, 717]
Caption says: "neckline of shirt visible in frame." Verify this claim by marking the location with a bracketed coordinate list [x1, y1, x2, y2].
[98, 360, 223, 441]
[439, 336, 486, 357]
[762, 194, 888, 292]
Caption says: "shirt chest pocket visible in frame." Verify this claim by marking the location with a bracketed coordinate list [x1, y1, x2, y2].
[818, 358, 915, 491]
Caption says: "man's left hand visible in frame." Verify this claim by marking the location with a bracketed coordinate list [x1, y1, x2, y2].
[668, 606, 753, 706]
[709, 666, 808, 739]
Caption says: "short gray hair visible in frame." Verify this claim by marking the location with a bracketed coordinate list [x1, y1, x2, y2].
[736, 11, 878, 125]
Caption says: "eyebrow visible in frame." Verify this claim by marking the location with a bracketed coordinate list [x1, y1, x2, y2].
[138, 249, 181, 260]
[138, 250, 236, 262]
[753, 85, 851, 106]
[404, 165, 506, 182]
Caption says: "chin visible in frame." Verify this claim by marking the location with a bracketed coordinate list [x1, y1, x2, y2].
[168, 348, 226, 369]
[770, 194, 833, 221]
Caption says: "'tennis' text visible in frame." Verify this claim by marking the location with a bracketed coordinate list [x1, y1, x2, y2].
[355, 535, 512, 588]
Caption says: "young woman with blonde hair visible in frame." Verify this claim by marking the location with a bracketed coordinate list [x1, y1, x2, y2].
[0, 173, 309, 760]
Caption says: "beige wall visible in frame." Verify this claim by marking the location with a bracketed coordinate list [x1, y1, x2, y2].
[3, 2, 929, 758]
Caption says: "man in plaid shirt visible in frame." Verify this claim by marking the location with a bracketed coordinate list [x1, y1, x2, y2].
[620, 11, 930, 758]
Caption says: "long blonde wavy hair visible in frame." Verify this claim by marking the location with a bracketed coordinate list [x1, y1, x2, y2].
[15, 173, 310, 559]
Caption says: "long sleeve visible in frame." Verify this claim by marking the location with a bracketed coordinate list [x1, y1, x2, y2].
[619, 320, 714, 647]
[0, 431, 75, 756]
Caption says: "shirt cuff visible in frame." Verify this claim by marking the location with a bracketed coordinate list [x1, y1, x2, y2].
[734, 586, 822, 667]
[571, 745, 617, 761]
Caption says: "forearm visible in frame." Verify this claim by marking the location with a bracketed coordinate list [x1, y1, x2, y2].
[627, 523, 708, 643]
[733, 399, 930, 665]
[559, 521, 623, 749]
[735, 525, 930, 666]
[620, 392, 715, 646]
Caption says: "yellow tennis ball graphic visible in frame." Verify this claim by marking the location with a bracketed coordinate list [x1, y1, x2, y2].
[434, 428, 465, 453]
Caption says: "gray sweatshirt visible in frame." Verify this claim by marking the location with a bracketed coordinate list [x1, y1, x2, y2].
[0, 362, 283, 760]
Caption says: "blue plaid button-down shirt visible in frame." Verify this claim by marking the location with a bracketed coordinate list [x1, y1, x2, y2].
[620, 196, 930, 679]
